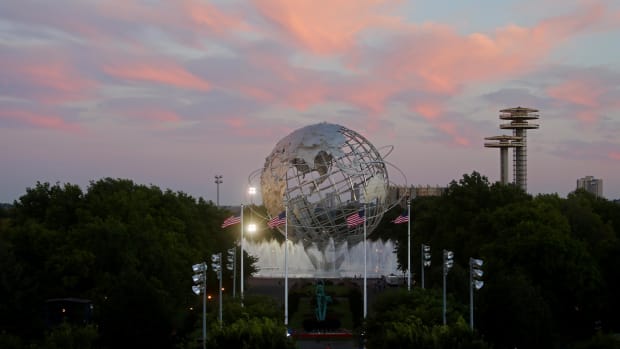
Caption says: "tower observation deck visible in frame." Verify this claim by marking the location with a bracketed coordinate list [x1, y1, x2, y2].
[484, 135, 523, 185]
[499, 107, 539, 191]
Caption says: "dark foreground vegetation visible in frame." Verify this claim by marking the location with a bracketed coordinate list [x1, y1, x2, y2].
[0, 178, 295, 349]
[1, 173, 619, 348]
[372, 172, 620, 349]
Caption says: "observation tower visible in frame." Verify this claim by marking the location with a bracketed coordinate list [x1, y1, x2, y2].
[484, 135, 523, 185]
[498, 107, 539, 191]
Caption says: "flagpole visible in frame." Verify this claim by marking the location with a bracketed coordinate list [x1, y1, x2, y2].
[284, 204, 289, 330]
[407, 201, 411, 291]
[363, 203, 367, 319]
[240, 204, 244, 306]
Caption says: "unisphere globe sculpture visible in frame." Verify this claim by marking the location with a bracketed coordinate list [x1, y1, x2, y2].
[260, 122, 390, 245]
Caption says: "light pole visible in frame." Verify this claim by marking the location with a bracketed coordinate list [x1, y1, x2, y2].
[241, 221, 257, 305]
[284, 203, 289, 332]
[214, 175, 222, 207]
[192, 262, 208, 349]
[363, 203, 368, 319]
[212, 253, 223, 326]
[442, 249, 454, 325]
[421, 244, 431, 289]
[469, 257, 484, 330]
[241, 186, 256, 305]
[240, 204, 244, 304]
[226, 248, 236, 298]
[407, 201, 411, 291]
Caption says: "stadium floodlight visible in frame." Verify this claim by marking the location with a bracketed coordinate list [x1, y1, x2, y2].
[470, 257, 485, 329]
[212, 253, 223, 325]
[442, 250, 454, 325]
[226, 248, 236, 297]
[193, 263, 207, 273]
[192, 274, 204, 284]
[421, 244, 431, 289]
[191, 262, 207, 349]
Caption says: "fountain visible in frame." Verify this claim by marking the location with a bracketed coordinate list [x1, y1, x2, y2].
[244, 238, 399, 278]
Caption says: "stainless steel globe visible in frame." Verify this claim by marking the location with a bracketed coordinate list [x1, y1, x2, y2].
[260, 122, 390, 244]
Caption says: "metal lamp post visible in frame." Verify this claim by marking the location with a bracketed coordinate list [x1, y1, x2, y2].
[407, 201, 411, 291]
[284, 203, 289, 332]
[442, 249, 454, 325]
[240, 204, 244, 305]
[241, 222, 256, 305]
[421, 244, 431, 289]
[240, 186, 256, 305]
[214, 175, 222, 206]
[212, 253, 223, 326]
[192, 262, 208, 349]
[469, 257, 484, 330]
[363, 203, 368, 319]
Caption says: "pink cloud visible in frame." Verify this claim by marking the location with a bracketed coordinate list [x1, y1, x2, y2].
[225, 118, 246, 129]
[0, 109, 83, 133]
[545, 69, 619, 124]
[222, 117, 276, 138]
[104, 63, 211, 91]
[253, 0, 402, 54]
[340, 80, 399, 114]
[610, 152, 620, 161]
[20, 63, 92, 94]
[211, 49, 331, 111]
[437, 121, 471, 146]
[547, 79, 603, 108]
[377, 2, 614, 95]
[412, 102, 443, 121]
[347, 1, 617, 144]
[95, 0, 250, 45]
[179, 0, 248, 33]
[0, 53, 96, 104]
[127, 109, 183, 124]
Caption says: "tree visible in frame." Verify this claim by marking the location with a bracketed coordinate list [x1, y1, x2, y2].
[365, 288, 488, 349]
[377, 172, 617, 347]
[0, 178, 257, 348]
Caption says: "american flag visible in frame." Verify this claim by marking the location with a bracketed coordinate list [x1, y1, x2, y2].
[346, 209, 365, 228]
[221, 215, 241, 228]
[392, 211, 409, 224]
[267, 211, 286, 228]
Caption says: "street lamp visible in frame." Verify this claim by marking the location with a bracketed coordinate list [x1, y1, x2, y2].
[212, 253, 223, 326]
[214, 175, 223, 207]
[442, 249, 454, 325]
[469, 257, 484, 330]
[192, 262, 208, 349]
[247, 186, 257, 198]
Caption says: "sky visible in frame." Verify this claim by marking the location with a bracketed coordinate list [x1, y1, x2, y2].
[1, 0, 619, 206]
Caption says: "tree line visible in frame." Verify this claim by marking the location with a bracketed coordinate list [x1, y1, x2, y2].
[1, 173, 619, 348]
[372, 172, 620, 348]
[0, 178, 293, 349]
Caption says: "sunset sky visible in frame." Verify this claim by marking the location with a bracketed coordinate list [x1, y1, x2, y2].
[1, 0, 619, 205]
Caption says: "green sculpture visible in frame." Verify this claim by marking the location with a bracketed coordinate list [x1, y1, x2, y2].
[315, 280, 332, 321]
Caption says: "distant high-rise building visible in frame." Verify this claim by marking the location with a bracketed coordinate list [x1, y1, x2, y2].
[576, 176, 603, 197]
